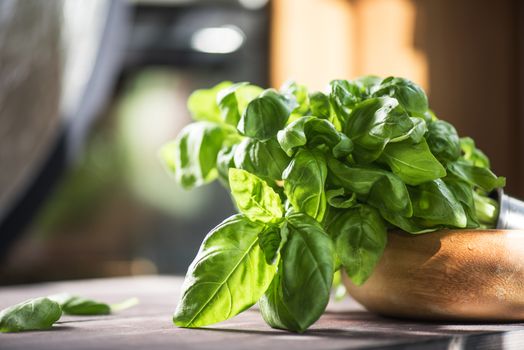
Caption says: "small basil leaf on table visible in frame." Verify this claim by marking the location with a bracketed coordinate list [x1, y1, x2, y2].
[173, 215, 276, 328]
[259, 213, 334, 333]
[238, 89, 293, 140]
[187, 81, 233, 122]
[447, 160, 506, 193]
[371, 76, 429, 116]
[234, 138, 290, 181]
[161, 121, 234, 189]
[217, 82, 263, 126]
[426, 120, 461, 164]
[283, 149, 327, 222]
[277, 116, 353, 158]
[326, 204, 387, 285]
[0, 297, 62, 333]
[48, 294, 110, 315]
[380, 139, 446, 186]
[408, 179, 467, 228]
[229, 168, 283, 223]
[327, 158, 412, 217]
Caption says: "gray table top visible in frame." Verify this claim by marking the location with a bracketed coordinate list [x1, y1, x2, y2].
[1, 276, 524, 350]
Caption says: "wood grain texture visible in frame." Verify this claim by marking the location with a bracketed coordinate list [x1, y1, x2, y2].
[345, 229, 524, 321]
[1, 276, 524, 349]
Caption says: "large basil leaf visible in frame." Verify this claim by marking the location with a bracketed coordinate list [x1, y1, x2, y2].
[229, 168, 283, 223]
[217, 82, 263, 126]
[187, 81, 233, 122]
[0, 297, 62, 333]
[326, 204, 387, 285]
[426, 120, 461, 164]
[234, 138, 290, 181]
[344, 97, 416, 163]
[277, 116, 353, 158]
[408, 179, 467, 228]
[380, 139, 446, 186]
[259, 214, 334, 332]
[238, 89, 293, 140]
[447, 160, 506, 192]
[327, 158, 412, 217]
[173, 215, 276, 328]
[162, 121, 233, 189]
[283, 150, 327, 222]
[371, 77, 428, 116]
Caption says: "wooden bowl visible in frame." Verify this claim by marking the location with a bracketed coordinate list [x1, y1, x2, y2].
[343, 229, 524, 321]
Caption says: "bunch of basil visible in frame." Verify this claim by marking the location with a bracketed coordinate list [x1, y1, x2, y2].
[161, 76, 505, 333]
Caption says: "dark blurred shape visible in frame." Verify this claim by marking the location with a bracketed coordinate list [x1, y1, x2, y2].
[0, 0, 130, 258]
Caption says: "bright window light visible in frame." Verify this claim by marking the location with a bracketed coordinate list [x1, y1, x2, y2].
[190, 26, 245, 54]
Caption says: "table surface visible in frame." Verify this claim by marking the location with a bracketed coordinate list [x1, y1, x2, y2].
[2, 276, 524, 350]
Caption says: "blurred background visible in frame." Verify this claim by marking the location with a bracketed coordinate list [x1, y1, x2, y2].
[0, 0, 523, 284]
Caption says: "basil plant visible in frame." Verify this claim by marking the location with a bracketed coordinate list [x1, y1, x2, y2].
[160, 77, 505, 332]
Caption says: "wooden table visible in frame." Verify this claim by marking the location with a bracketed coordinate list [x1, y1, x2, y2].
[2, 276, 524, 349]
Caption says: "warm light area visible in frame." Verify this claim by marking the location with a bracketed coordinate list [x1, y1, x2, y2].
[271, 0, 428, 91]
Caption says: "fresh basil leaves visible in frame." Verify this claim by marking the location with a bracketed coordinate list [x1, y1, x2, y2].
[161, 76, 506, 333]
[0, 294, 137, 333]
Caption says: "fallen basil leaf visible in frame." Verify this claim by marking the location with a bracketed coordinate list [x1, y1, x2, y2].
[0, 297, 62, 333]
[48, 294, 110, 315]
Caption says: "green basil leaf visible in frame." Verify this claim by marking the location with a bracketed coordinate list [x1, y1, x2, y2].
[309, 91, 330, 119]
[258, 225, 289, 265]
[277, 116, 353, 158]
[460, 137, 490, 168]
[234, 138, 290, 181]
[216, 144, 238, 186]
[353, 75, 382, 95]
[329, 80, 362, 126]
[326, 204, 387, 285]
[283, 150, 327, 222]
[326, 188, 357, 209]
[443, 176, 480, 228]
[229, 168, 283, 223]
[187, 81, 233, 122]
[409, 179, 467, 228]
[280, 80, 308, 115]
[162, 121, 233, 189]
[48, 294, 110, 315]
[379, 209, 438, 234]
[238, 89, 293, 140]
[371, 77, 428, 115]
[327, 158, 412, 217]
[345, 97, 415, 163]
[217, 82, 263, 126]
[0, 297, 62, 333]
[380, 139, 446, 186]
[426, 120, 461, 164]
[173, 215, 276, 328]
[447, 160, 506, 192]
[259, 213, 334, 332]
